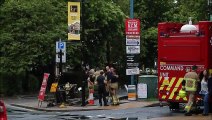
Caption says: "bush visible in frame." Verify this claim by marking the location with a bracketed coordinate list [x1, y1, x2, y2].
[27, 74, 40, 93]
[0, 72, 40, 96]
[0, 72, 23, 96]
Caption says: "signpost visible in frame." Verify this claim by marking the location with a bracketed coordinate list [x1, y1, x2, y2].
[56, 40, 66, 76]
[126, 0, 140, 101]
[125, 18, 140, 86]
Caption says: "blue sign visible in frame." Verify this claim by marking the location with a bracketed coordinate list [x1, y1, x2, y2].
[58, 42, 64, 49]
[56, 41, 66, 52]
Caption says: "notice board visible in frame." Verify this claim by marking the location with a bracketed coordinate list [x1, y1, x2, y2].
[137, 83, 147, 98]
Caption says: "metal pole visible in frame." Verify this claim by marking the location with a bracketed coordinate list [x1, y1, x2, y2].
[59, 39, 62, 76]
[130, 0, 134, 85]
[81, 0, 86, 106]
[130, 0, 134, 18]
[59, 49, 62, 75]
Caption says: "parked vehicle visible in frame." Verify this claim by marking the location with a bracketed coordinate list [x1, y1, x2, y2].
[0, 100, 7, 120]
[157, 20, 212, 110]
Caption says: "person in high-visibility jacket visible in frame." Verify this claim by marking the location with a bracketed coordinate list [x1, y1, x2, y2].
[182, 65, 199, 116]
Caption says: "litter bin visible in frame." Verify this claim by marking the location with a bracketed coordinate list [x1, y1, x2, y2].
[137, 75, 158, 99]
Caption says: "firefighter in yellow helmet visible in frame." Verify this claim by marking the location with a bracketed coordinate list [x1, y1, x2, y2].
[182, 65, 199, 116]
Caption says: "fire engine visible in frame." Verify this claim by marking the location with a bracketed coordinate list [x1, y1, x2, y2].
[157, 20, 212, 110]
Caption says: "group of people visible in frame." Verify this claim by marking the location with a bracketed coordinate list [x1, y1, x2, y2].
[87, 66, 119, 106]
[183, 65, 212, 116]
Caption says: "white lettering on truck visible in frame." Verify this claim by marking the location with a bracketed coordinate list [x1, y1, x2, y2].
[160, 65, 184, 71]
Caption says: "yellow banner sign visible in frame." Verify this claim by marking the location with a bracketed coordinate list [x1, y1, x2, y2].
[68, 2, 80, 41]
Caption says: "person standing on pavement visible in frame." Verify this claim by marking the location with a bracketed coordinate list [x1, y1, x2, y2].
[96, 70, 108, 106]
[199, 69, 209, 116]
[87, 69, 95, 104]
[104, 66, 112, 101]
[182, 65, 199, 116]
[110, 67, 119, 105]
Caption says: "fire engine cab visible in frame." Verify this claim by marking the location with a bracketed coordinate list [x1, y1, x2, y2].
[157, 20, 212, 110]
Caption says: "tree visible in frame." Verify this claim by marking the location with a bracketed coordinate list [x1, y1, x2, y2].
[0, 0, 68, 95]
[112, 0, 130, 16]
[0, 0, 67, 73]
[82, 0, 126, 68]
[134, 0, 175, 29]
[165, 0, 208, 23]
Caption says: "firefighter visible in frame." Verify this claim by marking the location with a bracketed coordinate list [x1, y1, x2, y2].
[182, 65, 199, 116]
[110, 68, 119, 105]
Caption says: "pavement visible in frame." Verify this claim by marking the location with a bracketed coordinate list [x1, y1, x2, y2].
[2, 88, 162, 112]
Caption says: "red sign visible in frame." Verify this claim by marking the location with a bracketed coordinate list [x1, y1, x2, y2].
[125, 19, 140, 35]
[38, 73, 50, 101]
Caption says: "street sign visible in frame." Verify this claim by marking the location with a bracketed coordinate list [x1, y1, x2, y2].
[127, 62, 139, 68]
[126, 55, 139, 68]
[56, 51, 66, 63]
[56, 41, 66, 63]
[58, 42, 64, 49]
[126, 35, 140, 45]
[125, 19, 140, 35]
[126, 55, 134, 61]
[56, 41, 66, 52]
[126, 68, 140, 75]
[126, 46, 140, 54]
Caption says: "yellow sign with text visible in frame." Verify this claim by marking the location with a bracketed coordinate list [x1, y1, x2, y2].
[68, 2, 80, 41]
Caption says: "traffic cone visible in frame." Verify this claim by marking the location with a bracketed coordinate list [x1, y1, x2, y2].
[88, 89, 94, 105]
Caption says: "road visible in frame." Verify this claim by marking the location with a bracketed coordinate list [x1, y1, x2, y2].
[7, 104, 210, 120]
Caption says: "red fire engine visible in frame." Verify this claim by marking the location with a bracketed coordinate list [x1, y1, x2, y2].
[157, 21, 212, 110]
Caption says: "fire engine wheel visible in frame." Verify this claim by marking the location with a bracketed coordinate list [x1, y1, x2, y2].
[169, 102, 179, 111]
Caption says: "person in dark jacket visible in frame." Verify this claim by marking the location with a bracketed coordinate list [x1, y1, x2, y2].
[96, 70, 108, 106]
[110, 68, 119, 105]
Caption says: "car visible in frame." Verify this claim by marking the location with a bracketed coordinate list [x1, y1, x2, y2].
[0, 100, 7, 120]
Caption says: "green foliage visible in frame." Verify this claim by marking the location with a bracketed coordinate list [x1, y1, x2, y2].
[164, 0, 208, 23]
[83, 0, 126, 68]
[0, 72, 24, 96]
[141, 27, 157, 67]
[0, 0, 67, 95]
[27, 74, 40, 92]
[112, 0, 130, 16]
[0, 0, 67, 73]
[134, 0, 175, 29]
